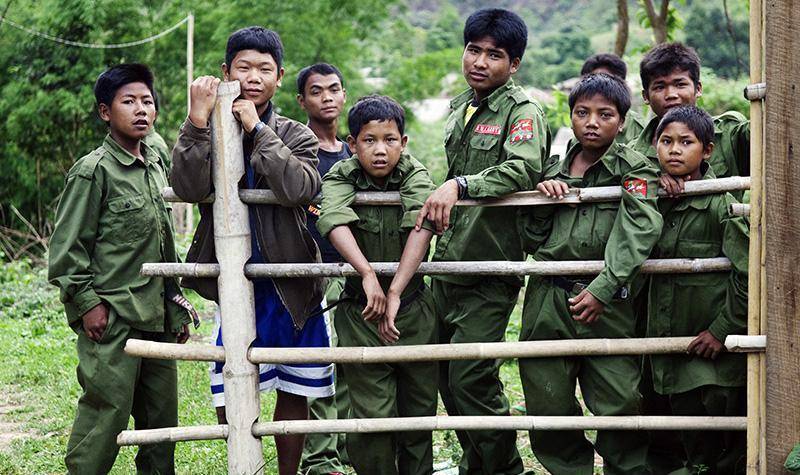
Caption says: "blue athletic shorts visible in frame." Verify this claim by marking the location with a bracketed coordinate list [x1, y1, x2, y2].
[210, 279, 335, 407]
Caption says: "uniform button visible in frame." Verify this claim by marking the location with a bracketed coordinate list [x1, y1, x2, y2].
[125, 202, 131, 209]
[670, 221, 676, 228]
[581, 242, 588, 247]
[581, 209, 587, 216]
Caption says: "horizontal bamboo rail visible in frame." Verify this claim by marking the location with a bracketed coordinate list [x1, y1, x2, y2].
[160, 176, 750, 207]
[117, 415, 747, 446]
[730, 203, 752, 217]
[140, 257, 733, 279]
[124, 335, 765, 364]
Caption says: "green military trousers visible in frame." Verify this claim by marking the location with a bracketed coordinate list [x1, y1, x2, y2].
[667, 385, 746, 474]
[302, 277, 351, 474]
[431, 278, 524, 475]
[65, 309, 178, 475]
[518, 277, 648, 475]
[334, 288, 438, 475]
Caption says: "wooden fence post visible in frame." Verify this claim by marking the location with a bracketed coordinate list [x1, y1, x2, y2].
[211, 81, 264, 474]
[763, 0, 800, 471]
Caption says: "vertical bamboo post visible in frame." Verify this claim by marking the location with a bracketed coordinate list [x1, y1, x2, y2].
[763, 0, 800, 470]
[184, 12, 196, 233]
[211, 81, 264, 474]
[746, 0, 765, 473]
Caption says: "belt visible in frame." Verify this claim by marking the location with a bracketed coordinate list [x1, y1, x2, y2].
[549, 276, 629, 300]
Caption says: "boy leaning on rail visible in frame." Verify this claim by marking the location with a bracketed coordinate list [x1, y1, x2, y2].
[645, 105, 749, 474]
[517, 73, 663, 475]
[48, 63, 195, 474]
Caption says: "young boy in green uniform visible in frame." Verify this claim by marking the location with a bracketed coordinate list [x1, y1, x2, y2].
[518, 73, 663, 475]
[415, 9, 549, 473]
[647, 105, 748, 473]
[317, 95, 438, 475]
[48, 64, 195, 474]
[630, 42, 750, 196]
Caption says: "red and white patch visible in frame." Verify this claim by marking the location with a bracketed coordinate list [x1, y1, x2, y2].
[509, 119, 534, 143]
[475, 124, 502, 135]
[623, 179, 648, 198]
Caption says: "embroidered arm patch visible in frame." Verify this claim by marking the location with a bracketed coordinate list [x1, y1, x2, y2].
[508, 119, 534, 143]
[623, 179, 647, 198]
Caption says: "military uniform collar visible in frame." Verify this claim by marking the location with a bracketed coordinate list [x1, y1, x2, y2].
[560, 139, 625, 176]
[102, 134, 154, 167]
[342, 153, 413, 191]
[449, 79, 515, 112]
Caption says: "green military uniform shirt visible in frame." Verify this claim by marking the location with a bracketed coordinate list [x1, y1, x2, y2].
[647, 164, 749, 395]
[522, 141, 664, 306]
[49, 134, 190, 333]
[434, 79, 550, 287]
[317, 153, 436, 296]
[629, 111, 750, 178]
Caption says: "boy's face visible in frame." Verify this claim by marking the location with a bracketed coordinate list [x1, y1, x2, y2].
[462, 37, 520, 98]
[571, 94, 623, 151]
[347, 120, 407, 184]
[223, 49, 284, 107]
[98, 81, 157, 142]
[643, 68, 702, 118]
[656, 121, 713, 177]
[297, 73, 346, 123]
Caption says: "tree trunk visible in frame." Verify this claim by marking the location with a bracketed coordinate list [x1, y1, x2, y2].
[642, 0, 670, 44]
[615, 0, 629, 56]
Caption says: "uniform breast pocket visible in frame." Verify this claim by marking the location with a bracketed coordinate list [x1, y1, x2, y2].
[592, 202, 620, 245]
[468, 134, 501, 170]
[675, 239, 721, 259]
[105, 194, 151, 244]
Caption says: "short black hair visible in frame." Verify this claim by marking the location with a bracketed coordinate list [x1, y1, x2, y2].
[655, 105, 715, 148]
[94, 63, 158, 111]
[581, 53, 627, 79]
[568, 73, 631, 119]
[640, 42, 701, 91]
[347, 95, 405, 139]
[225, 26, 283, 69]
[296, 63, 344, 96]
[463, 8, 528, 61]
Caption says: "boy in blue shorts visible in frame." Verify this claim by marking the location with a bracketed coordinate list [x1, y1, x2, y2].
[170, 26, 333, 475]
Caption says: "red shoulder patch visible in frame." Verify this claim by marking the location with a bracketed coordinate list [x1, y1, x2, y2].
[475, 124, 502, 135]
[509, 119, 534, 143]
[623, 179, 648, 198]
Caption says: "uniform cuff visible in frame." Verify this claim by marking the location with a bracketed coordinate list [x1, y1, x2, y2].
[586, 274, 617, 306]
[317, 208, 360, 238]
[73, 289, 103, 319]
[463, 174, 487, 198]
[707, 315, 738, 343]
[181, 118, 211, 141]
[401, 210, 435, 232]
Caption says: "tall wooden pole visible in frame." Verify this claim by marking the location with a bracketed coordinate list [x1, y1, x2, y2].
[211, 81, 264, 474]
[184, 12, 195, 233]
[746, 0, 766, 472]
[763, 0, 800, 471]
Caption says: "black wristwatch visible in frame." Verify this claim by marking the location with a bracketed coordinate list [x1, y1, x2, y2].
[454, 176, 468, 199]
[251, 121, 266, 136]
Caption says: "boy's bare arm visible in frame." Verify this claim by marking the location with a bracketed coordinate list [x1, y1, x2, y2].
[328, 226, 386, 321]
[380, 228, 434, 343]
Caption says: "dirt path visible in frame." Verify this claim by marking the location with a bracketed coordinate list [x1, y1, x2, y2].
[0, 392, 31, 451]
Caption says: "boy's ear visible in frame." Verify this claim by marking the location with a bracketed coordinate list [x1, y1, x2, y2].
[695, 81, 703, 98]
[400, 135, 409, 149]
[98, 103, 111, 123]
[704, 141, 714, 159]
[221, 63, 230, 81]
[509, 57, 521, 74]
[346, 134, 356, 150]
[296, 93, 306, 110]
[276, 67, 285, 88]
[618, 115, 626, 133]
[641, 89, 650, 105]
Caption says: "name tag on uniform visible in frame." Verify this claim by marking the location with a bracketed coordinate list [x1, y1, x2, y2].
[475, 124, 502, 135]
